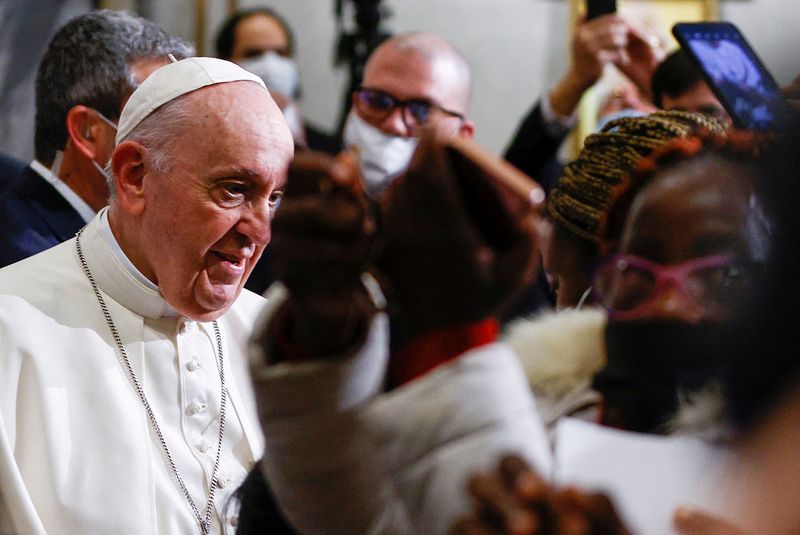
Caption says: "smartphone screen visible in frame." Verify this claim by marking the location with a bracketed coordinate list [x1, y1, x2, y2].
[587, 0, 616, 20]
[672, 22, 794, 131]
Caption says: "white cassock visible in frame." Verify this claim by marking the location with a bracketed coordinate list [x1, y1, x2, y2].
[0, 209, 265, 535]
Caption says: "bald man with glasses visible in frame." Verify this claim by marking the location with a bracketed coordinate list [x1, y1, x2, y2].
[342, 32, 475, 198]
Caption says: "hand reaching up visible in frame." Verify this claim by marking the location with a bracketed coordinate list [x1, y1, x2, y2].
[266, 150, 379, 358]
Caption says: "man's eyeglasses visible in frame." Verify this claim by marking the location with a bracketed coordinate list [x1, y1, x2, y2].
[591, 254, 755, 320]
[353, 87, 464, 130]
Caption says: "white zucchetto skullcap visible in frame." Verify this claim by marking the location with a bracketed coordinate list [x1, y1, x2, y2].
[116, 56, 267, 144]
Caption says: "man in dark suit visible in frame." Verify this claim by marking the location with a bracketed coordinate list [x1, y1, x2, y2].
[0, 10, 193, 268]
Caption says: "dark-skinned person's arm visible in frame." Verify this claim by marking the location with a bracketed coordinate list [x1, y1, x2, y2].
[258, 150, 379, 361]
[247, 151, 407, 535]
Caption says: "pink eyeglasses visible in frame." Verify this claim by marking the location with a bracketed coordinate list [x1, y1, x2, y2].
[591, 254, 754, 320]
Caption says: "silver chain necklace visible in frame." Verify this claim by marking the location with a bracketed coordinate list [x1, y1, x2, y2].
[76, 228, 227, 535]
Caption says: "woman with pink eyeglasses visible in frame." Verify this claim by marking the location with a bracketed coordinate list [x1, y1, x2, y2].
[588, 132, 769, 434]
[453, 132, 771, 535]
[506, 131, 769, 436]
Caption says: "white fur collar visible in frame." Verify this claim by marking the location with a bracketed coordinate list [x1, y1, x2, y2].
[504, 308, 607, 399]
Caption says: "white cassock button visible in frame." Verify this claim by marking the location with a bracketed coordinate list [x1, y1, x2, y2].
[178, 319, 195, 335]
[187, 401, 208, 415]
[186, 360, 201, 372]
[198, 439, 212, 453]
[217, 474, 232, 489]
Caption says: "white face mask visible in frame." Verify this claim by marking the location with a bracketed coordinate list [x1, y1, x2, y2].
[342, 111, 419, 198]
[281, 102, 306, 146]
[596, 108, 647, 133]
[239, 51, 300, 98]
[91, 159, 112, 184]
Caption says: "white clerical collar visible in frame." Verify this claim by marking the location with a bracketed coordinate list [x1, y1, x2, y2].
[79, 208, 180, 319]
[30, 158, 95, 224]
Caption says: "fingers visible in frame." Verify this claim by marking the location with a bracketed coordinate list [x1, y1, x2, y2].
[499, 455, 549, 503]
[273, 149, 377, 298]
[571, 15, 633, 82]
[574, 13, 662, 75]
[285, 150, 362, 198]
[674, 507, 745, 535]
[566, 489, 630, 534]
[468, 472, 539, 535]
[454, 455, 634, 535]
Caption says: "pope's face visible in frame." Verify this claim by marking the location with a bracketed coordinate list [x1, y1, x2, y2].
[139, 82, 292, 321]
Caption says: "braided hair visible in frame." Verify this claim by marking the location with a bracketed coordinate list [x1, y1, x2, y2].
[547, 111, 725, 244]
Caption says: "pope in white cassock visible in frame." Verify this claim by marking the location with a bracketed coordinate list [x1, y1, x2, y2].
[0, 57, 293, 534]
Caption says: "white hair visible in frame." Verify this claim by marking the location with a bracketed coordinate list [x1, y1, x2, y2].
[106, 95, 196, 202]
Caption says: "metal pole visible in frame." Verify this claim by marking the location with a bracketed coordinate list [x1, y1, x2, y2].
[195, 0, 206, 56]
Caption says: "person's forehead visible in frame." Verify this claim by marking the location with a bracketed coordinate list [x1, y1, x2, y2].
[117, 58, 171, 114]
[363, 46, 463, 107]
[663, 82, 721, 109]
[642, 158, 748, 205]
[178, 82, 292, 162]
[185, 79, 268, 107]
[624, 161, 751, 252]
[130, 58, 170, 87]
[234, 14, 289, 54]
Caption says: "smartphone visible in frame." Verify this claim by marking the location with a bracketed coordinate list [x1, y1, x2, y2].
[587, 0, 617, 20]
[672, 21, 795, 131]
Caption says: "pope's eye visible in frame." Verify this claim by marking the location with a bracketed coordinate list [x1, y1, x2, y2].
[215, 182, 248, 206]
[269, 190, 284, 215]
[225, 184, 247, 196]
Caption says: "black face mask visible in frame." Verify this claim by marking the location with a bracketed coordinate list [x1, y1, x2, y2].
[592, 320, 729, 433]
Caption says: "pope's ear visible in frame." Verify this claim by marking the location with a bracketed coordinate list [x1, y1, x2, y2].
[111, 141, 148, 216]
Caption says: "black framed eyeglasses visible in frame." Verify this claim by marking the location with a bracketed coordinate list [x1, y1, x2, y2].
[354, 87, 464, 130]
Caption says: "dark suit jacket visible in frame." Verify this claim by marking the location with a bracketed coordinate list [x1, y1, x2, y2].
[0, 165, 85, 268]
[0, 152, 26, 195]
[504, 101, 568, 193]
[501, 101, 571, 320]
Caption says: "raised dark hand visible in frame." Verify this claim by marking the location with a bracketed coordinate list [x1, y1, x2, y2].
[266, 150, 379, 357]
